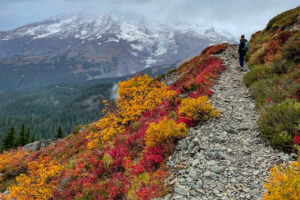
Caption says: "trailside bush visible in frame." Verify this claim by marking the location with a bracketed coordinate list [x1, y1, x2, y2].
[270, 60, 296, 74]
[263, 152, 300, 200]
[282, 40, 300, 64]
[249, 74, 298, 108]
[202, 43, 228, 55]
[178, 96, 220, 121]
[145, 117, 187, 147]
[243, 65, 272, 86]
[258, 100, 300, 151]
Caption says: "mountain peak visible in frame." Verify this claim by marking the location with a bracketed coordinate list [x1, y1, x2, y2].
[0, 13, 236, 91]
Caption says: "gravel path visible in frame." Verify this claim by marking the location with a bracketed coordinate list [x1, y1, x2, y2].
[162, 46, 295, 200]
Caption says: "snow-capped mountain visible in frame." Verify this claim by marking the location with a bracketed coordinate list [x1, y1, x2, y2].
[0, 13, 236, 91]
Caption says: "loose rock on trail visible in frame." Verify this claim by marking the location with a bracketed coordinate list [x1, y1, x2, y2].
[161, 46, 295, 200]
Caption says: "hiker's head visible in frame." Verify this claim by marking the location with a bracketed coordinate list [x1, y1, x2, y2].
[241, 34, 245, 39]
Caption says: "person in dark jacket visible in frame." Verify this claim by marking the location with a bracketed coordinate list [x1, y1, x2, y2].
[238, 34, 247, 70]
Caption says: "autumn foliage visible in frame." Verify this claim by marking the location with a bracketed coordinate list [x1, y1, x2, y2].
[178, 96, 220, 121]
[245, 6, 300, 152]
[145, 117, 187, 147]
[0, 148, 30, 173]
[8, 156, 63, 200]
[242, 6, 300, 199]
[263, 153, 300, 200]
[87, 74, 175, 148]
[0, 43, 227, 199]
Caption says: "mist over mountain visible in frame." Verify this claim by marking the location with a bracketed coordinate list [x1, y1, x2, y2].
[0, 12, 236, 92]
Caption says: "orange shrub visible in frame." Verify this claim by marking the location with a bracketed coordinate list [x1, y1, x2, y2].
[9, 156, 63, 200]
[0, 148, 30, 172]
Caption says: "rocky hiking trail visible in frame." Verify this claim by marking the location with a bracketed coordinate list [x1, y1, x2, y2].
[161, 46, 296, 200]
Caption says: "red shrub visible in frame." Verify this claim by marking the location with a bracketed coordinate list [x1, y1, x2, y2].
[202, 43, 228, 55]
[293, 135, 300, 144]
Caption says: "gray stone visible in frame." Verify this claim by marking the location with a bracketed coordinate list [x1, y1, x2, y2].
[215, 151, 225, 160]
[207, 160, 216, 165]
[164, 194, 172, 200]
[213, 136, 226, 143]
[174, 185, 189, 196]
[189, 169, 198, 180]
[213, 189, 220, 194]
[192, 138, 201, 146]
[203, 171, 211, 177]
[243, 187, 251, 193]
[211, 166, 225, 174]
[192, 159, 199, 167]
[22, 138, 59, 151]
[253, 170, 260, 176]
[181, 140, 188, 150]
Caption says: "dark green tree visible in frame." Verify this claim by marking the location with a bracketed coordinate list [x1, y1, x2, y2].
[17, 124, 26, 146]
[30, 134, 35, 143]
[3, 125, 16, 150]
[25, 128, 31, 144]
[56, 125, 63, 139]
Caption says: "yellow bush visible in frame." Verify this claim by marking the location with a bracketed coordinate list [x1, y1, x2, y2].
[178, 96, 220, 121]
[87, 75, 175, 148]
[116, 74, 175, 125]
[263, 155, 300, 200]
[145, 117, 187, 147]
[9, 156, 63, 200]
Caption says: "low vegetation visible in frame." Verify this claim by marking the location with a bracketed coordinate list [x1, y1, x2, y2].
[263, 149, 300, 200]
[0, 44, 228, 199]
[242, 6, 300, 199]
[244, 6, 300, 152]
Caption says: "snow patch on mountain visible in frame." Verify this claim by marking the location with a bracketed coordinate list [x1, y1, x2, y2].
[0, 12, 238, 90]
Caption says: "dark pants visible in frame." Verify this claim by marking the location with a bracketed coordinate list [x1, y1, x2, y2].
[239, 51, 246, 67]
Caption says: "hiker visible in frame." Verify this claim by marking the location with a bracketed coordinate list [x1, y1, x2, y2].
[238, 34, 249, 70]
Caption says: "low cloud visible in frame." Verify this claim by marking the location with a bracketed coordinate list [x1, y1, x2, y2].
[111, 83, 119, 100]
[0, 0, 298, 37]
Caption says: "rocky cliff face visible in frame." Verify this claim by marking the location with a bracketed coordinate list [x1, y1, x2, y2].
[0, 13, 236, 92]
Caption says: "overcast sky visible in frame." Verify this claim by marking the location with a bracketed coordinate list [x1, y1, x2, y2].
[0, 0, 299, 38]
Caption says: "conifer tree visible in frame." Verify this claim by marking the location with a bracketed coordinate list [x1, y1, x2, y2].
[56, 125, 63, 139]
[25, 128, 30, 144]
[17, 124, 26, 146]
[30, 134, 35, 143]
[3, 125, 16, 150]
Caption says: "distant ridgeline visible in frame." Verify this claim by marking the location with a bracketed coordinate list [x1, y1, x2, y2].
[0, 80, 112, 142]
[244, 6, 300, 152]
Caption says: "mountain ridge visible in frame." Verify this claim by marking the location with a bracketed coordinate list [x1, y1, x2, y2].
[0, 12, 236, 92]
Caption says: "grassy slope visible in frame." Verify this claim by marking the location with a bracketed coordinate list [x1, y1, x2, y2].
[243, 6, 300, 151]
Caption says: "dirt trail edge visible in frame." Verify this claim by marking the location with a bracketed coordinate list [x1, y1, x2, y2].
[161, 46, 294, 200]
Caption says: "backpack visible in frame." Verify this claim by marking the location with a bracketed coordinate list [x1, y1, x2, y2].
[243, 40, 250, 52]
